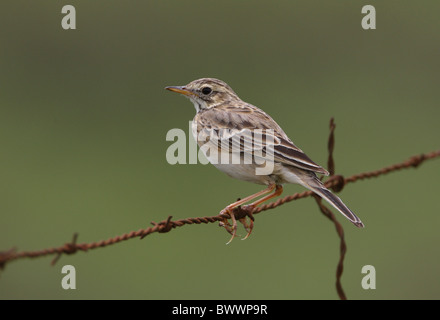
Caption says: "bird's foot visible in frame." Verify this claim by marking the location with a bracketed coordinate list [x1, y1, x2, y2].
[219, 205, 256, 243]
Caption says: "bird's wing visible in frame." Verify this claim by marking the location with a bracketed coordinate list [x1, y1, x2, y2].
[193, 105, 329, 175]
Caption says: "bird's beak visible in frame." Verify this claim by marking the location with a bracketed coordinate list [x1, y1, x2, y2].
[165, 86, 196, 97]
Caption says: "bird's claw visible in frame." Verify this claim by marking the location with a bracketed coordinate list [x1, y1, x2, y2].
[219, 208, 238, 245]
[239, 205, 255, 240]
[219, 205, 255, 243]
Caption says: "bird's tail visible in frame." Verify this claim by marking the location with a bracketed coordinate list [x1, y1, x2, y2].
[300, 175, 364, 228]
[311, 186, 364, 227]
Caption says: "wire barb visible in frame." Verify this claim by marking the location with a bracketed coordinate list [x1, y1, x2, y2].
[51, 233, 80, 266]
[0, 248, 17, 270]
[145, 215, 174, 238]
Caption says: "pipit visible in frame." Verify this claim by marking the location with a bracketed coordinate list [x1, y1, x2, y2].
[166, 78, 364, 243]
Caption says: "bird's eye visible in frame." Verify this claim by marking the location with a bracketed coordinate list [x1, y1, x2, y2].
[201, 87, 212, 95]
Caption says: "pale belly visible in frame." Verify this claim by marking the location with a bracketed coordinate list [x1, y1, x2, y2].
[211, 162, 273, 185]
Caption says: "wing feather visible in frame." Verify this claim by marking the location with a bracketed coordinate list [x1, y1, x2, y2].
[193, 105, 329, 175]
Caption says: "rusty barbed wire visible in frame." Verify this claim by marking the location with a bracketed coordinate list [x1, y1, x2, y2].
[313, 196, 347, 300]
[315, 117, 347, 300]
[0, 119, 439, 300]
[327, 117, 337, 176]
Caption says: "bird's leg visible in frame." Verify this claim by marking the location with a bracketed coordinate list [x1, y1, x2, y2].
[240, 185, 283, 240]
[220, 184, 276, 244]
[247, 185, 283, 208]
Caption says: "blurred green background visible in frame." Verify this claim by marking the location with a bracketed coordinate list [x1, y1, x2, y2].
[0, 1, 439, 300]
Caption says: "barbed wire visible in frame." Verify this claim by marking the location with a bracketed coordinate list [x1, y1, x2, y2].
[1, 118, 439, 300]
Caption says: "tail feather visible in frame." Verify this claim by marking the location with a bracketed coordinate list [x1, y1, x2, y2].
[281, 167, 364, 228]
[311, 186, 364, 228]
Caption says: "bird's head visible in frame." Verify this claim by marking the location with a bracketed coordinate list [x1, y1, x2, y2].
[165, 78, 240, 112]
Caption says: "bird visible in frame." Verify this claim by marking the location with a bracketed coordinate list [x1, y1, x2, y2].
[165, 78, 364, 243]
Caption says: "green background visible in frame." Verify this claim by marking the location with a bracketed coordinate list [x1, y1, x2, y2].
[1, 1, 439, 300]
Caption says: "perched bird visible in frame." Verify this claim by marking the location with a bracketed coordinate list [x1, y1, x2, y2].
[166, 78, 364, 243]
